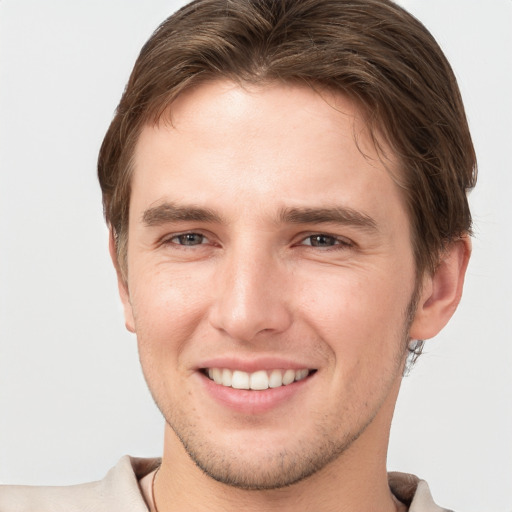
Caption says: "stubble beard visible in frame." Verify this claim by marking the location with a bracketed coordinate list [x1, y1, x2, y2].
[168, 410, 368, 490]
[147, 288, 420, 491]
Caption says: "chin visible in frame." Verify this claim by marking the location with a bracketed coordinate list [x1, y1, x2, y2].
[182, 440, 337, 490]
[165, 412, 367, 490]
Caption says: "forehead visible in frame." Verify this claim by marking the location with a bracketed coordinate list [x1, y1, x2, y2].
[131, 80, 407, 229]
[146, 80, 389, 161]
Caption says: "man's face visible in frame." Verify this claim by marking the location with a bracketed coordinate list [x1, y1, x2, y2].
[121, 80, 422, 489]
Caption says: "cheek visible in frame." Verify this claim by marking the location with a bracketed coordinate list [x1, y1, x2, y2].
[129, 267, 211, 354]
[299, 268, 413, 362]
[129, 268, 212, 402]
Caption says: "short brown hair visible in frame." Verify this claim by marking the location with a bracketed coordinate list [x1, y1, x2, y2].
[98, 0, 477, 278]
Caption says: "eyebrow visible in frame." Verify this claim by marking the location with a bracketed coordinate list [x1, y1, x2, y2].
[278, 206, 378, 232]
[141, 201, 378, 233]
[142, 202, 223, 226]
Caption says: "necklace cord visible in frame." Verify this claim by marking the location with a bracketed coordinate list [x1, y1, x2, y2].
[151, 467, 160, 512]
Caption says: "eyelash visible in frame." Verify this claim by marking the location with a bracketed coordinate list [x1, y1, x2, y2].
[299, 234, 353, 249]
[163, 232, 210, 247]
[162, 232, 353, 250]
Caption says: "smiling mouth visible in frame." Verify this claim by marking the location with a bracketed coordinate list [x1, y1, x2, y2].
[202, 368, 315, 390]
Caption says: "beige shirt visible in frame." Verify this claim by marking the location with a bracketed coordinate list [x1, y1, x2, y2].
[0, 456, 452, 512]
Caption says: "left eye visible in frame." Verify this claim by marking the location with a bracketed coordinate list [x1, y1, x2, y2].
[302, 234, 348, 247]
[169, 233, 207, 246]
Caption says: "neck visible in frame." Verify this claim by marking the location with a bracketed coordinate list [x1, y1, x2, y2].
[151, 432, 398, 512]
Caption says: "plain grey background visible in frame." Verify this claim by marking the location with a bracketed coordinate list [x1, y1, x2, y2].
[1, 1, 511, 511]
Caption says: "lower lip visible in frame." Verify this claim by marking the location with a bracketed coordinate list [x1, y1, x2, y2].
[199, 372, 313, 414]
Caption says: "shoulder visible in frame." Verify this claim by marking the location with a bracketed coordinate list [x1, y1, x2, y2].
[389, 472, 455, 512]
[0, 456, 160, 512]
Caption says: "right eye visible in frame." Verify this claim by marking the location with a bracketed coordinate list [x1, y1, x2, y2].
[167, 233, 208, 246]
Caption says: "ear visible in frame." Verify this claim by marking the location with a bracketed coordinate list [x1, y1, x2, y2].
[409, 236, 471, 340]
[109, 230, 136, 333]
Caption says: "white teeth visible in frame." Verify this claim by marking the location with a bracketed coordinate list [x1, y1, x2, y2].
[205, 368, 312, 390]
[250, 370, 269, 390]
[295, 369, 309, 381]
[282, 369, 295, 385]
[231, 370, 250, 390]
[221, 368, 232, 387]
[268, 369, 283, 388]
[212, 368, 222, 384]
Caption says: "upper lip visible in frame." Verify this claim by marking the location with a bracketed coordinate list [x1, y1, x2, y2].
[197, 356, 316, 373]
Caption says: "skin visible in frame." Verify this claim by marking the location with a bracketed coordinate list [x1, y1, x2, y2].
[113, 80, 470, 512]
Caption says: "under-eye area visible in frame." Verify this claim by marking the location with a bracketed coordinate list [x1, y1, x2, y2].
[202, 368, 317, 390]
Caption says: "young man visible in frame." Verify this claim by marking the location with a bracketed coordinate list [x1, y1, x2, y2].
[0, 0, 476, 510]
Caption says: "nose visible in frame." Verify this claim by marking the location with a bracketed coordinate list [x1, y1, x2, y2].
[208, 243, 293, 342]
